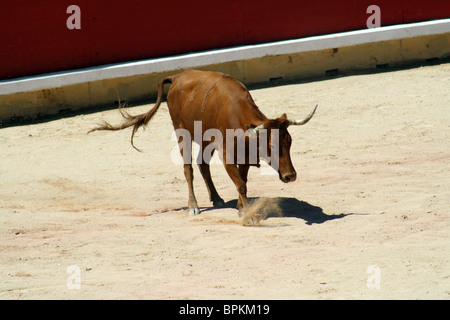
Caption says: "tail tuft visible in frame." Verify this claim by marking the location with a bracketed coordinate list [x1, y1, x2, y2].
[87, 77, 172, 151]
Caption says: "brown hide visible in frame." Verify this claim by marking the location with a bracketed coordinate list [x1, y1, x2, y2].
[89, 69, 317, 216]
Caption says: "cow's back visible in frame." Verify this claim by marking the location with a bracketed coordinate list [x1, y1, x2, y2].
[167, 70, 266, 134]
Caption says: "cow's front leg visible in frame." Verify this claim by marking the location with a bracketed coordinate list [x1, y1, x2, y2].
[224, 163, 249, 216]
[184, 164, 200, 215]
[198, 163, 225, 208]
[237, 164, 250, 211]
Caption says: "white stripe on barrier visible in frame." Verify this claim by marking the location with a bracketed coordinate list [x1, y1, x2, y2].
[1, 18, 449, 95]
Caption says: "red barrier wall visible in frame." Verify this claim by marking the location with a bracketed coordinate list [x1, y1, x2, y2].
[1, 0, 449, 80]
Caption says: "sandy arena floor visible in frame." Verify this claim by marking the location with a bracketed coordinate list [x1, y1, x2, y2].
[1, 64, 449, 299]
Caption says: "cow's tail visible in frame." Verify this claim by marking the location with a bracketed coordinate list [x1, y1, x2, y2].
[88, 77, 173, 152]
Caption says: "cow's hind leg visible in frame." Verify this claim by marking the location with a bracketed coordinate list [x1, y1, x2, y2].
[198, 163, 225, 208]
[177, 130, 200, 215]
[184, 164, 200, 215]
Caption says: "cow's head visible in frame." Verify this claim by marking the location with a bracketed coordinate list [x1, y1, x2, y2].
[252, 105, 317, 183]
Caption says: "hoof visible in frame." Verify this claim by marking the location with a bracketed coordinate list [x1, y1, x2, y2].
[244, 217, 255, 225]
[188, 208, 200, 216]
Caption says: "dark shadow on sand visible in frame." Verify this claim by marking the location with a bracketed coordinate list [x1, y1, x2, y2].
[276, 197, 350, 225]
[220, 197, 351, 225]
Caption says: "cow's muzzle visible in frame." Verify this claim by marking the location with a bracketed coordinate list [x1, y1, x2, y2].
[279, 171, 297, 183]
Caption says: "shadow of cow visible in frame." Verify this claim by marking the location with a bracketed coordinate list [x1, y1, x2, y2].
[219, 197, 352, 225]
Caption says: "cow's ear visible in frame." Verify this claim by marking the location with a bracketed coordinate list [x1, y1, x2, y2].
[246, 123, 265, 135]
[280, 113, 287, 119]
[245, 123, 258, 137]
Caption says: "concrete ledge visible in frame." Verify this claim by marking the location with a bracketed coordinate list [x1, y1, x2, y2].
[1, 19, 450, 125]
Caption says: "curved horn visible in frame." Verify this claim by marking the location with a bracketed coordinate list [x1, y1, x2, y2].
[289, 104, 318, 126]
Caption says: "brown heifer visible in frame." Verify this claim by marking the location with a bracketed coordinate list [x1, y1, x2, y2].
[89, 69, 317, 215]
